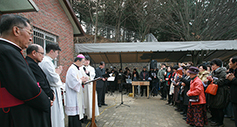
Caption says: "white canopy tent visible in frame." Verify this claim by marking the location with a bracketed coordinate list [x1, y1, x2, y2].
[75, 40, 237, 65]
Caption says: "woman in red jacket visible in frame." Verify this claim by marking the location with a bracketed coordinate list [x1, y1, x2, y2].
[186, 67, 208, 127]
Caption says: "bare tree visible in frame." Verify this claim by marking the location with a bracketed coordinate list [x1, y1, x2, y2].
[129, 0, 161, 41]
[157, 0, 237, 41]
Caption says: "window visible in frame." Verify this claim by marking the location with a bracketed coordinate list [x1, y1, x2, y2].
[33, 27, 59, 66]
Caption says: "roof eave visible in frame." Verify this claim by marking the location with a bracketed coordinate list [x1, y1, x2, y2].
[61, 0, 85, 36]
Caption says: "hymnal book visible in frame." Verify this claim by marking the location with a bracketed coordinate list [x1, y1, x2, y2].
[107, 77, 115, 81]
[85, 77, 102, 84]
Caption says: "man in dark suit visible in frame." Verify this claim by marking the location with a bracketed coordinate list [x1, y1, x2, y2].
[140, 66, 149, 96]
[95, 61, 107, 107]
[0, 14, 50, 127]
[26, 44, 55, 103]
[26, 44, 55, 127]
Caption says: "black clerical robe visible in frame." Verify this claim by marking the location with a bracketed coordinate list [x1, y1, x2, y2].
[0, 39, 50, 127]
[26, 56, 54, 127]
[26, 56, 54, 100]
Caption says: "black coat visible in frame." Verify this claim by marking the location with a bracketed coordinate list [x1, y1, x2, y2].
[26, 56, 53, 127]
[0, 40, 50, 127]
[208, 67, 229, 109]
[132, 71, 139, 81]
[180, 76, 191, 105]
[140, 70, 149, 81]
[26, 56, 54, 100]
[227, 69, 237, 104]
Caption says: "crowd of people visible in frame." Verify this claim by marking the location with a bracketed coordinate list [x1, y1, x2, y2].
[1, 14, 237, 127]
[102, 60, 237, 127]
[157, 60, 237, 127]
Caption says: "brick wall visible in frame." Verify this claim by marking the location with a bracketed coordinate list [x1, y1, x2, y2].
[17, 0, 74, 82]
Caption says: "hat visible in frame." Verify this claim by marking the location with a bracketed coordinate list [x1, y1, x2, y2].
[77, 54, 85, 59]
[177, 67, 183, 71]
[187, 66, 199, 74]
[143, 66, 147, 68]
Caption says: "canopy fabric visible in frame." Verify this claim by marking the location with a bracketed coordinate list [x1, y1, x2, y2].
[75, 40, 237, 64]
[75, 40, 237, 53]
[0, 0, 39, 14]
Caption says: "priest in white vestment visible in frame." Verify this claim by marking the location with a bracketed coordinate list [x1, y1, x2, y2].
[80, 55, 100, 119]
[65, 54, 88, 127]
[39, 43, 65, 127]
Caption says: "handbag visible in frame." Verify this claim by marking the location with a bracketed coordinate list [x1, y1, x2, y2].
[205, 82, 218, 95]
[189, 95, 199, 102]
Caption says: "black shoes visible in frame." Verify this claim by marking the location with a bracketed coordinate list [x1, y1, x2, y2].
[175, 108, 183, 112]
[180, 112, 187, 117]
[99, 103, 108, 107]
[80, 117, 89, 124]
[101, 103, 108, 106]
[210, 122, 224, 127]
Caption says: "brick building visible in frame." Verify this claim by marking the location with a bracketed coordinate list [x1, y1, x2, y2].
[0, 0, 85, 82]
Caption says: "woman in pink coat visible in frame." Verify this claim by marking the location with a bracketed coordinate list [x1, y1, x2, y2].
[186, 66, 208, 127]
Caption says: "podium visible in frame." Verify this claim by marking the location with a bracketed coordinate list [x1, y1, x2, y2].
[85, 77, 102, 127]
[132, 81, 150, 99]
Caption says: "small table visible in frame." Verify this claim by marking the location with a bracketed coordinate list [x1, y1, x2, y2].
[132, 81, 150, 99]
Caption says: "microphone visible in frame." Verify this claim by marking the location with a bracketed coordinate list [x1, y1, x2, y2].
[83, 67, 90, 76]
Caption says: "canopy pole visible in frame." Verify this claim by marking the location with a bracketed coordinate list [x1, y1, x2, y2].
[119, 53, 122, 69]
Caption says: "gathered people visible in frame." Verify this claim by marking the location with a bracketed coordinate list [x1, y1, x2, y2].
[158, 64, 167, 100]
[226, 56, 237, 126]
[169, 65, 179, 105]
[80, 55, 100, 120]
[132, 68, 139, 81]
[132, 68, 140, 95]
[173, 67, 182, 111]
[26, 44, 55, 127]
[95, 61, 107, 107]
[140, 66, 149, 96]
[207, 58, 229, 127]
[39, 43, 65, 127]
[198, 64, 210, 88]
[186, 67, 208, 127]
[165, 66, 173, 105]
[149, 67, 159, 96]
[0, 14, 50, 127]
[178, 66, 191, 120]
[124, 69, 132, 93]
[65, 54, 88, 127]
[108, 68, 116, 94]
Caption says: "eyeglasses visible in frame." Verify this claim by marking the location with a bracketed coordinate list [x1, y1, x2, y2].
[23, 29, 33, 36]
[16, 26, 33, 36]
[36, 51, 44, 55]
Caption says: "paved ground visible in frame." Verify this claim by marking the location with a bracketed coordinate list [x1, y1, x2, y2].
[65, 91, 235, 127]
